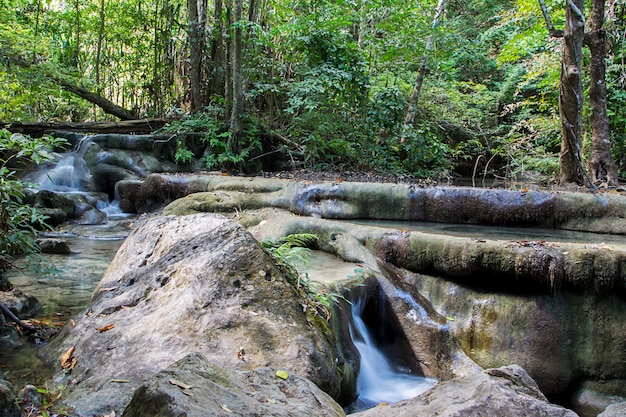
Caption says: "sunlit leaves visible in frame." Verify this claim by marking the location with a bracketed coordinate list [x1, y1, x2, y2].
[0, 129, 67, 272]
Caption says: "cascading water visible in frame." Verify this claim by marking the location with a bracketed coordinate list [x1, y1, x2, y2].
[348, 295, 437, 412]
[29, 137, 93, 193]
[96, 182, 131, 219]
[25, 136, 129, 219]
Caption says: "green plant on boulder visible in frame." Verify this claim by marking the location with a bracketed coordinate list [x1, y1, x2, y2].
[262, 233, 348, 320]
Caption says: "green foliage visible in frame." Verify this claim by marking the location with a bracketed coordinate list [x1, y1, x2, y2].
[160, 109, 264, 171]
[3, 0, 623, 181]
[286, 28, 368, 115]
[262, 233, 348, 319]
[262, 233, 318, 267]
[0, 129, 67, 272]
[160, 108, 227, 136]
[400, 124, 454, 175]
[174, 140, 194, 164]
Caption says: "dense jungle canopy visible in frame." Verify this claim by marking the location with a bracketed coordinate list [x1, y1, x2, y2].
[1, 0, 626, 184]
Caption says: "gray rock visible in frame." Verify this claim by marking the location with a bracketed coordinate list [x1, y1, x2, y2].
[17, 384, 41, 407]
[0, 290, 41, 319]
[0, 380, 21, 417]
[37, 238, 71, 255]
[598, 402, 626, 417]
[122, 353, 345, 417]
[352, 365, 578, 417]
[41, 214, 351, 416]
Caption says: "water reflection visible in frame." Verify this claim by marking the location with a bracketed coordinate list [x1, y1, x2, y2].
[349, 219, 626, 247]
[8, 236, 124, 321]
[2, 228, 125, 389]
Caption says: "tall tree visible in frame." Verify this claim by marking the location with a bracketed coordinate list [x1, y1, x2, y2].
[540, 0, 617, 186]
[95, 0, 106, 94]
[400, 0, 447, 144]
[211, 0, 226, 97]
[188, 0, 207, 112]
[228, 0, 243, 155]
[558, 0, 588, 185]
[586, 0, 618, 185]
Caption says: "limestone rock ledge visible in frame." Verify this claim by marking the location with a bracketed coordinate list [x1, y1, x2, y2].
[352, 365, 577, 417]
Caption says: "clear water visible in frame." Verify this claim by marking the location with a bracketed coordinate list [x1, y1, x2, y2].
[1, 226, 126, 389]
[8, 235, 124, 321]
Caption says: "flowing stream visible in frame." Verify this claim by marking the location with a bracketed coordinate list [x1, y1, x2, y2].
[347, 295, 437, 412]
[5, 146, 623, 411]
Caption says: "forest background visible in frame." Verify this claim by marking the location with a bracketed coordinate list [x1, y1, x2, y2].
[2, 0, 626, 185]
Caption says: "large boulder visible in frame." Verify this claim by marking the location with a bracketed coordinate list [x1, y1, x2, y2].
[41, 214, 352, 416]
[121, 353, 346, 417]
[352, 365, 577, 417]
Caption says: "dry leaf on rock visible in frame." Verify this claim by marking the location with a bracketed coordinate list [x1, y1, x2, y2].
[61, 345, 77, 371]
[96, 323, 115, 332]
[169, 378, 197, 390]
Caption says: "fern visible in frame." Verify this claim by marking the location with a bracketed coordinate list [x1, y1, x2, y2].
[262, 233, 349, 320]
[262, 233, 318, 266]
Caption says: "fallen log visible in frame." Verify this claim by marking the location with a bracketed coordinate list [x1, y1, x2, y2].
[0, 119, 174, 136]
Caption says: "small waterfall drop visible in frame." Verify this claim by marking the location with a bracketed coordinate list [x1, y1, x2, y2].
[24, 135, 128, 221]
[348, 295, 437, 411]
[28, 136, 93, 193]
[96, 182, 131, 219]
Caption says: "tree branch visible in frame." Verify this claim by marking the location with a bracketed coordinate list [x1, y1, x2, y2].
[1, 49, 136, 120]
[538, 0, 564, 37]
[0, 301, 37, 334]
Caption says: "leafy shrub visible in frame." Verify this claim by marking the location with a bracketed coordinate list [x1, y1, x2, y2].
[0, 129, 67, 273]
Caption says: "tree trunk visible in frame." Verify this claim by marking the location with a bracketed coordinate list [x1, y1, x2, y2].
[586, 0, 618, 185]
[211, 0, 226, 97]
[187, 0, 206, 113]
[95, 0, 105, 93]
[224, 0, 233, 110]
[400, 0, 446, 144]
[558, 0, 589, 185]
[73, 0, 81, 69]
[228, 0, 244, 155]
[0, 119, 172, 136]
[212, 0, 225, 97]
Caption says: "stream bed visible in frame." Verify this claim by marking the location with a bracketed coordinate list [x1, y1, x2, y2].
[1, 216, 622, 411]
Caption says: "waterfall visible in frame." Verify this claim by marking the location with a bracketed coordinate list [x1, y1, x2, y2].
[24, 135, 128, 221]
[97, 182, 131, 219]
[28, 136, 92, 193]
[348, 295, 437, 412]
